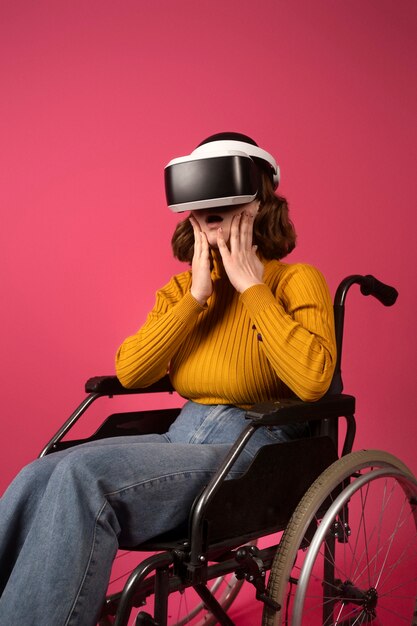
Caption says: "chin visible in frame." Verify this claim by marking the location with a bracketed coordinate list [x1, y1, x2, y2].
[205, 230, 230, 249]
[204, 232, 220, 247]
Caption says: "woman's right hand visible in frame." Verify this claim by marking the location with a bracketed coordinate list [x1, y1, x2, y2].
[189, 216, 213, 305]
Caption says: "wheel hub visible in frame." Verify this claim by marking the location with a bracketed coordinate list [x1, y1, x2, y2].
[364, 587, 378, 612]
[336, 580, 378, 621]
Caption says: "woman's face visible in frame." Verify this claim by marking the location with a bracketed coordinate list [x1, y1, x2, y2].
[190, 200, 259, 248]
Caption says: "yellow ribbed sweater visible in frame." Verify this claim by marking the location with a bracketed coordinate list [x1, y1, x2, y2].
[115, 255, 336, 407]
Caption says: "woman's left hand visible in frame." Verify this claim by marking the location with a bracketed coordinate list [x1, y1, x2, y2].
[216, 211, 264, 293]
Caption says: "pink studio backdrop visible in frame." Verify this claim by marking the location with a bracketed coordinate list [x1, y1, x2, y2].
[1, 1, 416, 621]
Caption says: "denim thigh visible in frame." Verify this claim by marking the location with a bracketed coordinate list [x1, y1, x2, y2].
[167, 400, 307, 458]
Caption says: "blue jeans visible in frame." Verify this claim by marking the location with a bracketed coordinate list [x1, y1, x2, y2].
[0, 401, 305, 625]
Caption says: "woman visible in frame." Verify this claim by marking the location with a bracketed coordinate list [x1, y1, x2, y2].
[0, 132, 336, 625]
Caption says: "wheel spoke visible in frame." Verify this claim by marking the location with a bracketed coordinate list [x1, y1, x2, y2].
[263, 452, 417, 626]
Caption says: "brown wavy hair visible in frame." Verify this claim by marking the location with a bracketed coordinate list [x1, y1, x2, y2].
[171, 166, 297, 263]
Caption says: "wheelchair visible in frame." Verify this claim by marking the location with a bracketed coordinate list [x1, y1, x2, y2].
[40, 274, 417, 626]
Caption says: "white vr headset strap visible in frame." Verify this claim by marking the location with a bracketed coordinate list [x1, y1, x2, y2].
[192, 140, 280, 188]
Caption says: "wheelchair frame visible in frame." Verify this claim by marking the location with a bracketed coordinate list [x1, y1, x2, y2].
[39, 274, 417, 626]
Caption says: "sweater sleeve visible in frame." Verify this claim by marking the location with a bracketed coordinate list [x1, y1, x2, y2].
[239, 264, 336, 401]
[115, 274, 206, 388]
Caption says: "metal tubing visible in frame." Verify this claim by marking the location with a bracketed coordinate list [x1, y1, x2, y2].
[194, 583, 236, 625]
[154, 566, 170, 626]
[114, 552, 174, 626]
[322, 533, 336, 625]
[39, 392, 102, 457]
[190, 423, 257, 563]
[101, 543, 279, 623]
[341, 414, 356, 456]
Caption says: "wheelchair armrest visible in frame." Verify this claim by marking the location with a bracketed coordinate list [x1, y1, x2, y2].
[85, 375, 175, 396]
[245, 393, 355, 426]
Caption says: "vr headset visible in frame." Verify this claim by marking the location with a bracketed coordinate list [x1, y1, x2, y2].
[164, 139, 280, 213]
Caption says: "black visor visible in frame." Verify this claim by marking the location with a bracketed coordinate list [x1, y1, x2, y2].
[165, 154, 259, 212]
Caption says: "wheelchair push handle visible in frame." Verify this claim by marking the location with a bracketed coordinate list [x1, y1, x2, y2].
[359, 274, 398, 307]
[334, 274, 398, 308]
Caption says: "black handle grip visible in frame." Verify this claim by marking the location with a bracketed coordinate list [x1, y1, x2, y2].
[360, 275, 398, 306]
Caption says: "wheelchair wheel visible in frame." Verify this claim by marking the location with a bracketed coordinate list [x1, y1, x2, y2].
[263, 450, 417, 626]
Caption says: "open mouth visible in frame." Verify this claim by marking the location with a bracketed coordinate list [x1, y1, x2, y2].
[206, 215, 224, 224]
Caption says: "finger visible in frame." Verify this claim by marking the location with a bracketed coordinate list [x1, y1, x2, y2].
[240, 211, 254, 250]
[189, 215, 201, 235]
[240, 212, 250, 250]
[189, 216, 202, 256]
[200, 231, 210, 258]
[216, 227, 230, 260]
[229, 212, 242, 253]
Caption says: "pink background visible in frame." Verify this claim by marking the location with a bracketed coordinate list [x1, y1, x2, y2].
[1, 3, 416, 617]
[2, 0, 416, 490]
